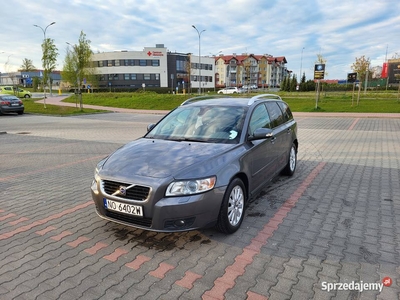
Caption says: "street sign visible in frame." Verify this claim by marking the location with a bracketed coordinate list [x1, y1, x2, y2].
[314, 64, 325, 80]
[347, 72, 357, 83]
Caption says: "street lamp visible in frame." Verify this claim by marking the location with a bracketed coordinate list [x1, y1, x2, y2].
[192, 25, 205, 94]
[34, 22, 56, 103]
[299, 47, 305, 82]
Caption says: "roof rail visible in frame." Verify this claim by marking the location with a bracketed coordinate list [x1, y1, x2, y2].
[180, 95, 228, 106]
[247, 94, 282, 105]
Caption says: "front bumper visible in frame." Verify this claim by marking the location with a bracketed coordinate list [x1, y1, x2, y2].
[91, 177, 226, 232]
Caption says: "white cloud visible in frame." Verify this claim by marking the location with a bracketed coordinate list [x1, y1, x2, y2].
[0, 0, 399, 79]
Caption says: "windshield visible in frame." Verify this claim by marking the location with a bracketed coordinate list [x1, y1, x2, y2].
[145, 105, 246, 144]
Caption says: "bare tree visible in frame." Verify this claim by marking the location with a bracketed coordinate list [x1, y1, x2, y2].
[41, 37, 59, 105]
[62, 31, 94, 111]
[19, 58, 36, 71]
[351, 55, 371, 82]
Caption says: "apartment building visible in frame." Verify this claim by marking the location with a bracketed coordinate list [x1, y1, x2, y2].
[215, 54, 288, 88]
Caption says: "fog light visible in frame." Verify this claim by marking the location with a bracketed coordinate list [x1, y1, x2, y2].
[164, 217, 196, 230]
[175, 220, 186, 227]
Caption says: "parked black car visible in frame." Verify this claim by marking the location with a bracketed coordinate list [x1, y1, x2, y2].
[91, 94, 298, 234]
[0, 94, 24, 115]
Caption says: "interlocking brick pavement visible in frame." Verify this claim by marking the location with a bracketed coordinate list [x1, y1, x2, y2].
[0, 105, 399, 299]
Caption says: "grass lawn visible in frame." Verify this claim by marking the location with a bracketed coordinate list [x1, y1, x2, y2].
[62, 91, 400, 113]
[23, 98, 108, 115]
[23, 90, 400, 115]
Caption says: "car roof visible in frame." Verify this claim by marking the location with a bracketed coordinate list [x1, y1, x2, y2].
[180, 94, 283, 107]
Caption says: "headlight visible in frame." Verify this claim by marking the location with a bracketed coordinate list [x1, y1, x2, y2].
[94, 157, 108, 178]
[166, 176, 216, 196]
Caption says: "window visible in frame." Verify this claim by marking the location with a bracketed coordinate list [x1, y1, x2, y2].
[152, 60, 160, 66]
[144, 74, 151, 80]
[131, 74, 137, 80]
[99, 61, 103, 67]
[249, 104, 271, 136]
[277, 101, 293, 122]
[176, 60, 185, 71]
[124, 59, 134, 66]
[115, 60, 120, 67]
[124, 74, 130, 80]
[265, 102, 284, 128]
[139, 60, 147, 66]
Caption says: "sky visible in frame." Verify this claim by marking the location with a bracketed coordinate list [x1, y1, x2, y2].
[1, 0, 399, 80]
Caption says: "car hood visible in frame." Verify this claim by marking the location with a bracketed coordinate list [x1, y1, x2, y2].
[100, 138, 237, 179]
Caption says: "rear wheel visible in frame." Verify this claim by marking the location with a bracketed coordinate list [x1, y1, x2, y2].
[282, 143, 297, 176]
[216, 178, 246, 234]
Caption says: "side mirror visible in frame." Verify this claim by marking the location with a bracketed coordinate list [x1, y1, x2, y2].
[147, 123, 156, 132]
[248, 128, 274, 141]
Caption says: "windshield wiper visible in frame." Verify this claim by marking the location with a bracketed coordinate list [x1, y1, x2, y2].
[170, 137, 207, 143]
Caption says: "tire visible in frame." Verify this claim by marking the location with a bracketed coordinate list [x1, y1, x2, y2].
[282, 143, 297, 176]
[216, 178, 246, 234]
[24, 94, 31, 98]
[17, 111, 24, 115]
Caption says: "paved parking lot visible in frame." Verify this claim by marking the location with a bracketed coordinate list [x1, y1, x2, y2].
[0, 112, 399, 300]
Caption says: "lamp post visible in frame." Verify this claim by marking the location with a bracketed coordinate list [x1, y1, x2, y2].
[0, 52, 5, 85]
[299, 47, 304, 83]
[192, 25, 205, 94]
[34, 22, 55, 104]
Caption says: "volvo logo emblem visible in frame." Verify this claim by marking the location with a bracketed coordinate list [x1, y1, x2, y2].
[119, 186, 127, 196]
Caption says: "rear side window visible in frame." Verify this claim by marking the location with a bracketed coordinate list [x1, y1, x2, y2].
[277, 101, 293, 122]
[265, 102, 284, 128]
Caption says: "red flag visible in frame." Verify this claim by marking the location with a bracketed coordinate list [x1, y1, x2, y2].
[381, 62, 388, 78]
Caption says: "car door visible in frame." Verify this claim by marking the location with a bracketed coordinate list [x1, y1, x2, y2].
[246, 103, 276, 193]
[265, 101, 288, 173]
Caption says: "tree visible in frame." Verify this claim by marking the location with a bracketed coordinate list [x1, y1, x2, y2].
[62, 31, 94, 111]
[315, 53, 328, 77]
[351, 55, 371, 82]
[19, 58, 36, 71]
[41, 37, 59, 105]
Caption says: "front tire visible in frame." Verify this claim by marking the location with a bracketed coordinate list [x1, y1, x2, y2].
[216, 178, 246, 234]
[282, 143, 297, 176]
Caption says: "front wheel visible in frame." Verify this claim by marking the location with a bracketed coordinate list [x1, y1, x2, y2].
[216, 178, 246, 234]
[281, 143, 297, 176]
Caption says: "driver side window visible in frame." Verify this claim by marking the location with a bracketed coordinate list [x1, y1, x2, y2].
[248, 104, 271, 136]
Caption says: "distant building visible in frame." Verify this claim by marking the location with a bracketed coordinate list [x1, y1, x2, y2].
[215, 54, 288, 88]
[0, 70, 61, 87]
[1, 44, 288, 92]
[91, 45, 215, 92]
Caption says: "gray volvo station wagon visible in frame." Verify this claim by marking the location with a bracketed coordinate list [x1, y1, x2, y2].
[91, 94, 298, 234]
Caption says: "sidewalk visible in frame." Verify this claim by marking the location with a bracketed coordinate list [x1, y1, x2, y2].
[36, 94, 400, 118]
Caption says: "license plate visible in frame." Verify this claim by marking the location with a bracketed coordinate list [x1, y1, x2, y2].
[103, 198, 143, 216]
[11, 103, 19, 106]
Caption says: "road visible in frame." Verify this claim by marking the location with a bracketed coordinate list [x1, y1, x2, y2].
[0, 112, 399, 299]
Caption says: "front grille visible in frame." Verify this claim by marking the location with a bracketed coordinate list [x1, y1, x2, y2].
[102, 180, 150, 201]
[105, 211, 152, 228]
